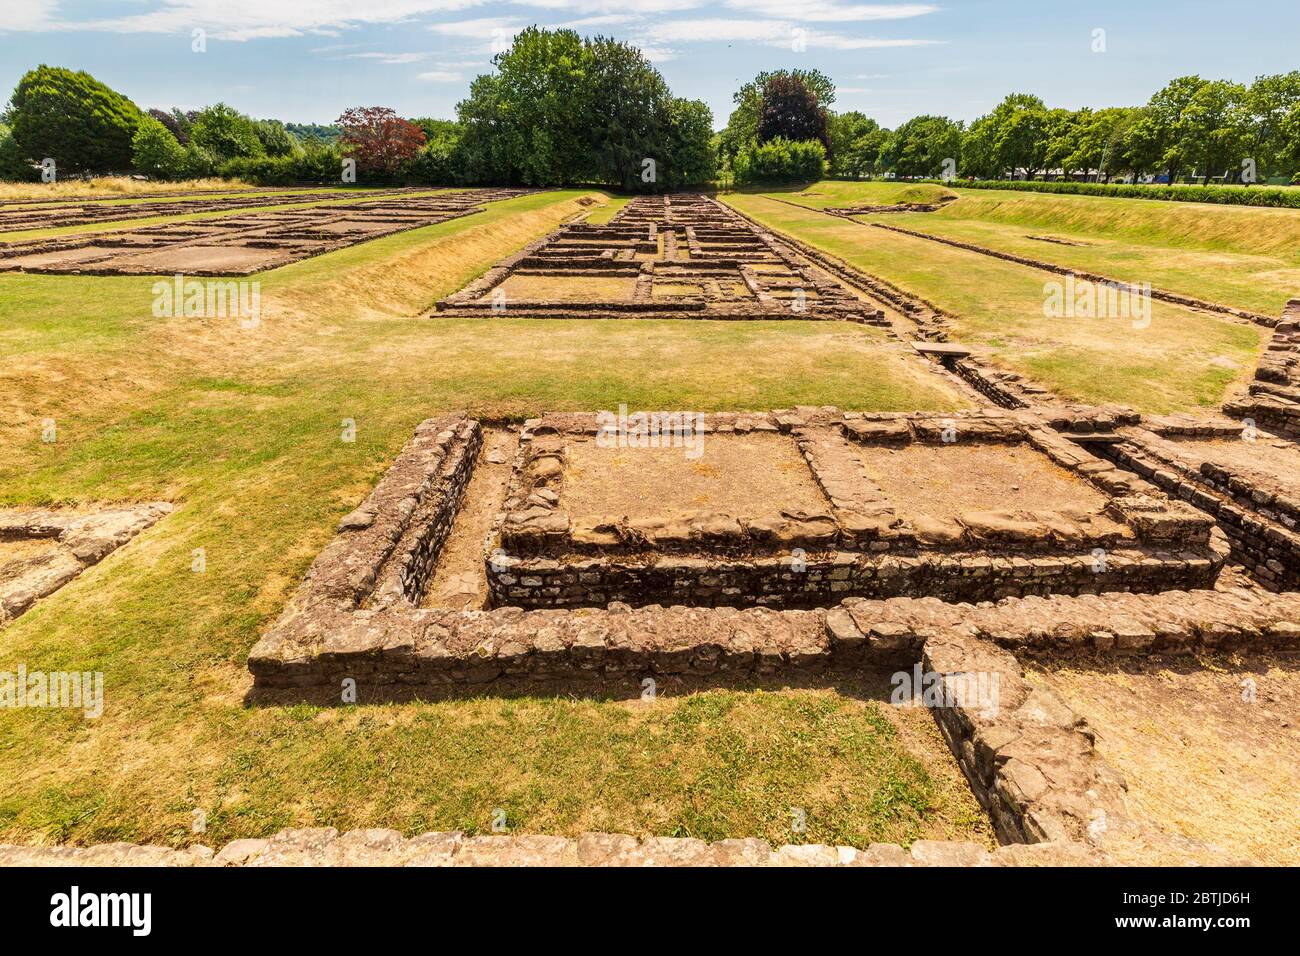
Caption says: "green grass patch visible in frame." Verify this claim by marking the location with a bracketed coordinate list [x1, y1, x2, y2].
[737, 179, 956, 209]
[725, 192, 1267, 414]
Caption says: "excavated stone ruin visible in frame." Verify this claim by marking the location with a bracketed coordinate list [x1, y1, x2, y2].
[436, 194, 888, 322]
[0, 188, 533, 276]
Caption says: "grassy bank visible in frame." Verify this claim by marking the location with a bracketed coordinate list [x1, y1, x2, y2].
[725, 191, 1267, 413]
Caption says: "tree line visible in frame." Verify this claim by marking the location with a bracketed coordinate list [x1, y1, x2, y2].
[0, 33, 716, 191]
[3, 52, 1297, 190]
[715, 70, 1300, 186]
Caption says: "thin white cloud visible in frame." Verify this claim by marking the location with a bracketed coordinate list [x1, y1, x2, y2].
[0, 0, 60, 32]
[427, 17, 522, 36]
[416, 69, 466, 81]
[644, 18, 941, 50]
[21, 1, 490, 41]
[722, 1, 937, 22]
[346, 51, 434, 63]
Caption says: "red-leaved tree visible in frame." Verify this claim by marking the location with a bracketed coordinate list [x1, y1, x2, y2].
[336, 106, 427, 174]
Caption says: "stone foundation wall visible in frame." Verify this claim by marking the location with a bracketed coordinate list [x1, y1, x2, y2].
[250, 587, 1300, 689]
[487, 547, 1218, 609]
[490, 408, 1218, 609]
[0, 828, 1111, 868]
[370, 420, 482, 607]
[0, 502, 172, 628]
[1091, 430, 1300, 591]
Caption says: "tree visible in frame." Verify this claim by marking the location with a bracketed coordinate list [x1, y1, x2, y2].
[663, 97, 716, 187]
[724, 68, 835, 164]
[190, 103, 265, 163]
[0, 127, 38, 181]
[8, 66, 143, 173]
[1246, 72, 1300, 179]
[756, 75, 829, 151]
[1142, 75, 1209, 182]
[1174, 79, 1250, 182]
[132, 115, 188, 179]
[585, 35, 673, 189]
[829, 112, 886, 178]
[882, 115, 962, 179]
[254, 119, 298, 158]
[454, 28, 709, 191]
[456, 28, 594, 186]
[1041, 108, 1085, 178]
[336, 106, 427, 177]
[1061, 107, 1140, 181]
[734, 137, 825, 184]
[148, 108, 188, 145]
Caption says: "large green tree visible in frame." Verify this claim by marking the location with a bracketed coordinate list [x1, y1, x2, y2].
[455, 27, 712, 191]
[1246, 72, 1300, 179]
[189, 103, 265, 163]
[723, 68, 835, 164]
[881, 115, 962, 178]
[756, 74, 829, 150]
[829, 111, 886, 178]
[8, 65, 143, 173]
[132, 114, 188, 179]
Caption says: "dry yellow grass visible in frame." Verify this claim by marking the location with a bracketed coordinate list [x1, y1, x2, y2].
[1028, 656, 1300, 865]
[0, 176, 253, 201]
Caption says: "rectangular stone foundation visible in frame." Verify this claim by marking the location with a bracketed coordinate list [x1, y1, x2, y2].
[488, 409, 1222, 609]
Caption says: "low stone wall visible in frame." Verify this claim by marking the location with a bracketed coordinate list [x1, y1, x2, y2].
[491, 547, 1217, 610]
[1089, 427, 1300, 590]
[491, 408, 1218, 609]
[1223, 303, 1300, 440]
[1225, 393, 1300, 442]
[250, 587, 1300, 689]
[368, 419, 482, 608]
[0, 502, 172, 629]
[0, 828, 1110, 868]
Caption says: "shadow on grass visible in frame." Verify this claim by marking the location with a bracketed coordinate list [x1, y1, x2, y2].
[244, 663, 911, 708]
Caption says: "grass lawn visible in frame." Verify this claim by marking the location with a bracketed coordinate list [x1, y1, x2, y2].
[770, 181, 1300, 317]
[0, 187, 984, 850]
[734, 180, 956, 209]
[724, 192, 1268, 414]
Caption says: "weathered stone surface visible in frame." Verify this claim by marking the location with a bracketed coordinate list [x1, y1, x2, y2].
[0, 501, 172, 630]
[0, 829, 1138, 867]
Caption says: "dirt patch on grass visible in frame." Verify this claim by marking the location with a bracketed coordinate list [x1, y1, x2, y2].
[492, 274, 638, 302]
[855, 443, 1113, 520]
[1028, 655, 1300, 865]
[1175, 438, 1300, 499]
[561, 432, 829, 522]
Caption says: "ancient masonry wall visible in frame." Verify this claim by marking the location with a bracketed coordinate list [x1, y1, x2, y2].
[1224, 301, 1300, 441]
[0, 828, 1110, 868]
[0, 502, 172, 628]
[488, 409, 1220, 609]
[1087, 426, 1300, 591]
[249, 586, 1300, 861]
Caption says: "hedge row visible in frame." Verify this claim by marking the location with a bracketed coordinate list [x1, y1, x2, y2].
[919, 178, 1300, 208]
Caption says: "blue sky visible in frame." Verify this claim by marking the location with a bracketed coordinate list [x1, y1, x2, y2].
[2, 1, 1297, 129]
